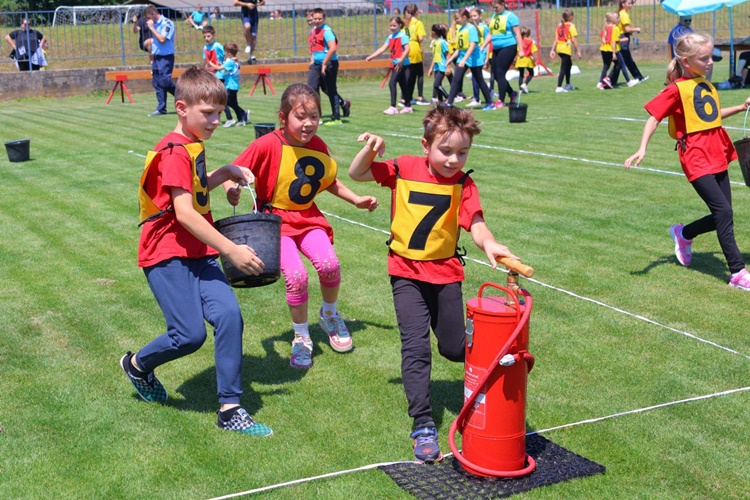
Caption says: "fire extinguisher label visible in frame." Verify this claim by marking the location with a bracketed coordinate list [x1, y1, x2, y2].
[464, 363, 487, 430]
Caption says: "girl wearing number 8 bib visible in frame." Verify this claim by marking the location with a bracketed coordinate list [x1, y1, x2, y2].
[230, 83, 379, 369]
[625, 34, 750, 291]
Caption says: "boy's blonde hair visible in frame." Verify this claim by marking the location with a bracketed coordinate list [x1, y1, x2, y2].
[175, 66, 227, 106]
[423, 105, 481, 145]
[666, 33, 713, 83]
[604, 12, 618, 25]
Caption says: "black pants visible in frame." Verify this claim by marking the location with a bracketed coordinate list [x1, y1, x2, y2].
[491, 45, 517, 102]
[683, 170, 745, 274]
[226, 89, 245, 122]
[619, 39, 643, 81]
[17, 60, 41, 71]
[599, 51, 619, 82]
[517, 68, 533, 88]
[406, 61, 425, 101]
[391, 276, 465, 428]
[448, 65, 490, 105]
[608, 51, 631, 86]
[308, 60, 342, 120]
[557, 53, 572, 87]
[389, 66, 411, 107]
[432, 70, 449, 101]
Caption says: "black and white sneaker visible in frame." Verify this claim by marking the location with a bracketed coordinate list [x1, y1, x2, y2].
[120, 352, 167, 403]
[217, 407, 273, 436]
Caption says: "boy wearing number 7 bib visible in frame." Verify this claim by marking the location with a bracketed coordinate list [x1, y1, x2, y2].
[230, 83, 378, 369]
[626, 33, 750, 290]
[348, 105, 521, 463]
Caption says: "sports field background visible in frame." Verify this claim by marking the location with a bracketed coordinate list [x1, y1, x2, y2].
[1, 62, 750, 498]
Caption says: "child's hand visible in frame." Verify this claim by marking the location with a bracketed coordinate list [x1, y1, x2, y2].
[226, 184, 242, 206]
[225, 244, 265, 276]
[625, 149, 645, 169]
[354, 195, 379, 212]
[357, 132, 386, 157]
[483, 241, 519, 270]
[742, 97, 750, 110]
[365, 55, 372, 62]
[226, 165, 255, 186]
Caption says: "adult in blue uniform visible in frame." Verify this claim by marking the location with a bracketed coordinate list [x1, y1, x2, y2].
[145, 5, 176, 117]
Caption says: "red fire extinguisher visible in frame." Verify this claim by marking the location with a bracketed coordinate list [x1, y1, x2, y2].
[448, 258, 535, 478]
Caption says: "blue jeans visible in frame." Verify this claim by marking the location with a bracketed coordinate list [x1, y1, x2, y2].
[137, 257, 245, 404]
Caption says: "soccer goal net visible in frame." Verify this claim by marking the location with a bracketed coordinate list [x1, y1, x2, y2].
[52, 5, 151, 26]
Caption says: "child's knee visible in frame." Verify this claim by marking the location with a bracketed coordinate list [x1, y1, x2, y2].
[284, 268, 309, 305]
[177, 327, 208, 353]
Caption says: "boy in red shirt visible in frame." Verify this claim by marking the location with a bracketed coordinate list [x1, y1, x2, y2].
[122, 67, 273, 436]
[348, 105, 521, 462]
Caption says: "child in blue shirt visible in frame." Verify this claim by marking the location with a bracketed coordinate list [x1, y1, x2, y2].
[187, 3, 208, 30]
[221, 43, 249, 127]
[428, 23, 450, 103]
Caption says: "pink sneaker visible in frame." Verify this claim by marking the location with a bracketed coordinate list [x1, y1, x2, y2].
[494, 101, 506, 109]
[400, 106, 414, 114]
[290, 335, 313, 369]
[383, 106, 399, 115]
[729, 269, 750, 291]
[319, 308, 353, 352]
[669, 223, 692, 266]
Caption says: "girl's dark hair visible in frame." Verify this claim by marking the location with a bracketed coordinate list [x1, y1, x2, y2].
[278, 83, 321, 121]
[390, 16, 405, 28]
[432, 23, 447, 39]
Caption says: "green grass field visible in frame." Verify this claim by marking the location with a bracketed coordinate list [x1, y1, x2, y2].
[2, 62, 750, 499]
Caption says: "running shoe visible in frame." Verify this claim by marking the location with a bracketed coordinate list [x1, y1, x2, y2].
[223, 119, 237, 128]
[596, 82, 605, 90]
[510, 91, 519, 104]
[410, 425, 443, 464]
[319, 309, 353, 352]
[563, 84, 575, 91]
[217, 407, 273, 436]
[481, 104, 495, 111]
[669, 223, 692, 266]
[120, 352, 167, 403]
[414, 97, 430, 106]
[494, 100, 506, 108]
[465, 99, 483, 108]
[290, 335, 313, 369]
[520, 83, 529, 94]
[555, 87, 567, 93]
[603, 77, 614, 89]
[383, 106, 399, 115]
[729, 269, 750, 291]
[627, 79, 640, 87]
[323, 119, 343, 126]
[399, 106, 414, 114]
[342, 99, 352, 117]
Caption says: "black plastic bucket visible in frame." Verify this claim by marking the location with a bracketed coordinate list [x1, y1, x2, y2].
[5, 139, 30, 162]
[214, 211, 282, 287]
[508, 103, 528, 123]
[735, 137, 750, 187]
[253, 123, 276, 139]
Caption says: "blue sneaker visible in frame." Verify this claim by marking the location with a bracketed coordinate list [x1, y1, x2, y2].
[481, 104, 495, 111]
[120, 352, 167, 403]
[217, 407, 273, 436]
[410, 425, 443, 463]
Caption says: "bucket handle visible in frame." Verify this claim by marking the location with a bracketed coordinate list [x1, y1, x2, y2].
[744, 106, 750, 139]
[233, 184, 259, 216]
[477, 282, 522, 324]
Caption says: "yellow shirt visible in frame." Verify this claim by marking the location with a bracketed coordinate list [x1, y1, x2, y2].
[406, 18, 426, 64]
[554, 22, 577, 56]
[618, 10, 632, 38]
[599, 25, 621, 52]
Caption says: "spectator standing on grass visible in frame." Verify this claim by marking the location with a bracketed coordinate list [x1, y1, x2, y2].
[186, 3, 208, 30]
[307, 8, 351, 126]
[228, 83, 378, 370]
[617, 0, 648, 86]
[625, 33, 750, 291]
[5, 17, 47, 71]
[348, 105, 521, 463]
[233, 0, 264, 64]
[122, 67, 273, 436]
[482, 0, 521, 108]
[133, 10, 153, 64]
[404, 4, 428, 106]
[550, 9, 581, 93]
[145, 5, 176, 117]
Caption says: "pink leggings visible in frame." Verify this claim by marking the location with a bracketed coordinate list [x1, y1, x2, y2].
[281, 228, 341, 306]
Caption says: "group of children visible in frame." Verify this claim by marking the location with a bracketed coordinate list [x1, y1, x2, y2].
[123, 21, 750, 465]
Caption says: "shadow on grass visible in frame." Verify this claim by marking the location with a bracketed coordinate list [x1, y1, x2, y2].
[387, 377, 465, 429]
[631, 251, 734, 282]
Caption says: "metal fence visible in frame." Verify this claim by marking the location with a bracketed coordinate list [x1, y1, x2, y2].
[2, 1, 749, 72]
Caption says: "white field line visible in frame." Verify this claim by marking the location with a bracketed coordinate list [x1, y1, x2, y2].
[206, 383, 750, 499]
[611, 115, 748, 135]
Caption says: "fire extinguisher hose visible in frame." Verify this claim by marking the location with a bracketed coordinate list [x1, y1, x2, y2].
[448, 288, 536, 478]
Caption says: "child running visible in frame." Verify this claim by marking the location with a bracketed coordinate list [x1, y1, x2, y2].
[366, 17, 412, 115]
[221, 43, 250, 127]
[348, 105, 521, 462]
[550, 9, 581, 93]
[515, 26, 537, 94]
[230, 83, 379, 369]
[598, 13, 621, 90]
[427, 23, 450, 103]
[122, 67, 272, 436]
[625, 33, 750, 290]
[445, 8, 493, 110]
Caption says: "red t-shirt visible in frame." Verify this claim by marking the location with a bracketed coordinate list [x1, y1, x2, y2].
[644, 78, 737, 182]
[232, 130, 334, 241]
[371, 155, 483, 284]
[138, 132, 219, 268]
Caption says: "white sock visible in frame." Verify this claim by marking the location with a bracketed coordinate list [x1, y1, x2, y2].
[321, 300, 337, 317]
[293, 322, 310, 340]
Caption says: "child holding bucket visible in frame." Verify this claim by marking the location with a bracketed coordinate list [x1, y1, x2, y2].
[229, 83, 379, 369]
[625, 33, 750, 291]
[122, 67, 273, 436]
[348, 105, 521, 463]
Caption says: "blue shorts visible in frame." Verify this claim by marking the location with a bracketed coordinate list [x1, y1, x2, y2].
[241, 10, 259, 35]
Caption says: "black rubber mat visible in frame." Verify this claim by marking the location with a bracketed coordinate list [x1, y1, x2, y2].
[379, 434, 605, 499]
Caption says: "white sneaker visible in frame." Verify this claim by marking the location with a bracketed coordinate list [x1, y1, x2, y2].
[290, 335, 313, 369]
[244, 45, 251, 54]
[223, 119, 237, 128]
[627, 79, 640, 87]
[640, 75, 649, 82]
[555, 87, 567, 93]
[465, 99, 483, 108]
[520, 83, 529, 94]
[596, 82, 605, 90]
[454, 95, 465, 103]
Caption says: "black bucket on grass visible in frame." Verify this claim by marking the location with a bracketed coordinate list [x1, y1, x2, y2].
[214, 209, 282, 288]
[509, 103, 528, 123]
[5, 139, 30, 162]
[734, 137, 750, 188]
[254, 123, 276, 139]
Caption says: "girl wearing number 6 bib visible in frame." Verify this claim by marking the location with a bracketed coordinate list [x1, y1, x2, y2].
[230, 83, 378, 369]
[625, 33, 750, 291]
